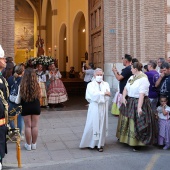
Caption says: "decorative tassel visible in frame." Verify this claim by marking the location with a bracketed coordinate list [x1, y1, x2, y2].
[16, 138, 22, 168]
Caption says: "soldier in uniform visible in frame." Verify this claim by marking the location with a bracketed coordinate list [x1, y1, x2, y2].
[0, 45, 9, 170]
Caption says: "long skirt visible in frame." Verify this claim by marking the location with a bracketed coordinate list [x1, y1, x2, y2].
[158, 119, 170, 145]
[116, 96, 157, 146]
[39, 82, 48, 106]
[47, 79, 68, 104]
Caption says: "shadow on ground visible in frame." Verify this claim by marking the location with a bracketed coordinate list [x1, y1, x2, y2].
[42, 95, 88, 111]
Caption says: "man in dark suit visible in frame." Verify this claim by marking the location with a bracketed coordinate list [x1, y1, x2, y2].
[0, 45, 9, 170]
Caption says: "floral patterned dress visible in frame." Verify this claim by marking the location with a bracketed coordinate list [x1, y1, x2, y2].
[47, 70, 68, 104]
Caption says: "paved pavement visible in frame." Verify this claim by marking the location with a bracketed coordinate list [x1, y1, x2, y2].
[3, 107, 170, 170]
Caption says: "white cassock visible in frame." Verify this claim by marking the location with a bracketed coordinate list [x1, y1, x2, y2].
[79, 79, 110, 148]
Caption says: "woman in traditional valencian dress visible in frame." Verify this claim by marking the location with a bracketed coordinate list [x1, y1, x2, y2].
[36, 64, 47, 107]
[116, 62, 157, 151]
[47, 63, 68, 108]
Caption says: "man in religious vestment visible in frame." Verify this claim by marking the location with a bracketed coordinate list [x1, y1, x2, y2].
[35, 35, 44, 57]
[0, 45, 9, 170]
[79, 68, 110, 152]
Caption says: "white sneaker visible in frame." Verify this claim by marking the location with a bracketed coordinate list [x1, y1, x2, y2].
[0, 162, 2, 170]
[24, 143, 31, 151]
[31, 143, 36, 150]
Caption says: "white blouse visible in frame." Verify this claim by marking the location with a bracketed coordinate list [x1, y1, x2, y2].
[157, 106, 170, 120]
[36, 71, 46, 83]
[125, 75, 150, 98]
[48, 70, 62, 79]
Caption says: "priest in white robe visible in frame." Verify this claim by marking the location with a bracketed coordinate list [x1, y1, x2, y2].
[79, 68, 111, 152]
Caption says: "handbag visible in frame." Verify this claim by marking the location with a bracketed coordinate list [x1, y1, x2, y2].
[15, 85, 21, 104]
[9, 77, 21, 103]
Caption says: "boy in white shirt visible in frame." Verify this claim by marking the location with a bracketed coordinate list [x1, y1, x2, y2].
[157, 95, 170, 150]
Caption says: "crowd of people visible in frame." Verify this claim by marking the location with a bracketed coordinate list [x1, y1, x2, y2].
[0, 45, 69, 169]
[79, 54, 170, 153]
[1, 42, 170, 168]
[112, 54, 170, 151]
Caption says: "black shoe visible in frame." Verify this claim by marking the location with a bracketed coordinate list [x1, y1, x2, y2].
[41, 106, 47, 108]
[132, 146, 140, 152]
[97, 147, 103, 152]
[56, 103, 64, 108]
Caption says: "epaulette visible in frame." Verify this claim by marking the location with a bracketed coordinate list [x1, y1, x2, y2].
[4, 77, 9, 98]
[0, 76, 9, 98]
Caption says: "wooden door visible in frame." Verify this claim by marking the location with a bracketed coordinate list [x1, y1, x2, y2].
[88, 0, 104, 69]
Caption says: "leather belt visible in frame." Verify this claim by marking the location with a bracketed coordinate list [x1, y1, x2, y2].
[0, 118, 5, 126]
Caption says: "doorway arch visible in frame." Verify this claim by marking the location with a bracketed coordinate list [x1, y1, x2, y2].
[59, 23, 67, 77]
[73, 12, 86, 72]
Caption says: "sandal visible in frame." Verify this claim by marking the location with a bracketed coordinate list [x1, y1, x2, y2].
[97, 147, 103, 152]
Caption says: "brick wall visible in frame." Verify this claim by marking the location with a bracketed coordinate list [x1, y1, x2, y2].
[167, 0, 170, 57]
[104, 0, 166, 63]
[144, 0, 165, 61]
[0, 0, 167, 62]
[0, 0, 15, 58]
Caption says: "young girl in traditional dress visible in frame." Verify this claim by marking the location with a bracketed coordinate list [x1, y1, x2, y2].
[36, 64, 47, 107]
[157, 95, 170, 150]
[47, 63, 68, 108]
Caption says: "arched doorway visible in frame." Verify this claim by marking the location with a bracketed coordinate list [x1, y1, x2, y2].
[59, 24, 67, 77]
[15, 0, 38, 63]
[73, 12, 86, 72]
[46, 0, 52, 56]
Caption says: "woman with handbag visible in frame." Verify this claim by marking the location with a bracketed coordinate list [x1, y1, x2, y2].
[7, 64, 25, 138]
[20, 68, 41, 151]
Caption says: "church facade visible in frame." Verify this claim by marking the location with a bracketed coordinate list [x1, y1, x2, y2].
[0, 0, 170, 90]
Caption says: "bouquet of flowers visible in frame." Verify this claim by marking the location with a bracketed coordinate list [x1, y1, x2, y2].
[25, 55, 57, 68]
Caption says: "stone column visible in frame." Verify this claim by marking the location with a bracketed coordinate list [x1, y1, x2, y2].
[52, 9, 57, 58]
[0, 0, 15, 57]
